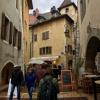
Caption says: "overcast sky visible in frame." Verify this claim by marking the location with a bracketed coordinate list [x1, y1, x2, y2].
[30, 0, 77, 14]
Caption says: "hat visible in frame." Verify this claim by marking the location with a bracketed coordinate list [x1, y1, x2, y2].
[14, 65, 21, 68]
[14, 65, 18, 67]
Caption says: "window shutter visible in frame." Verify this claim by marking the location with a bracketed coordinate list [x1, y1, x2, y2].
[13, 28, 17, 46]
[1, 13, 5, 39]
[9, 22, 13, 44]
[18, 32, 21, 50]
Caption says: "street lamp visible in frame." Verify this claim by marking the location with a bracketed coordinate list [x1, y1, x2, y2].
[64, 24, 69, 69]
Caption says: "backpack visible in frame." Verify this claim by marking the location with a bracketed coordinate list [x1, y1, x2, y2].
[40, 76, 57, 100]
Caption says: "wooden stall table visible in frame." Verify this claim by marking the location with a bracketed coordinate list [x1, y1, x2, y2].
[84, 75, 100, 100]
[95, 80, 100, 84]
[94, 80, 100, 100]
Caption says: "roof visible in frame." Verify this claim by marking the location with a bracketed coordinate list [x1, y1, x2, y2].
[27, 0, 33, 9]
[40, 12, 52, 20]
[30, 14, 74, 28]
[29, 14, 38, 25]
[58, 0, 77, 11]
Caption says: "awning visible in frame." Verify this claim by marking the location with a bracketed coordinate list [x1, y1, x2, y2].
[30, 56, 59, 61]
[28, 59, 45, 65]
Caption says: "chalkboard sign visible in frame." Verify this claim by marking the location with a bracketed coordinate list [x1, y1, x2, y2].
[61, 70, 73, 91]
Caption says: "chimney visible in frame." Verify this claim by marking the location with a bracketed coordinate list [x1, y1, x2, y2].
[33, 8, 39, 17]
[50, 6, 60, 17]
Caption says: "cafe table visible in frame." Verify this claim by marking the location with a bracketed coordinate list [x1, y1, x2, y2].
[94, 80, 100, 100]
[84, 75, 100, 100]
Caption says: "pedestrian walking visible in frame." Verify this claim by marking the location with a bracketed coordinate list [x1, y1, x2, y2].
[25, 65, 36, 100]
[52, 64, 59, 79]
[9, 65, 24, 100]
[37, 64, 59, 100]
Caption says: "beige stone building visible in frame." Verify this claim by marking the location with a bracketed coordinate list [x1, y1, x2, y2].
[58, 0, 79, 69]
[29, 8, 74, 68]
[0, 0, 23, 87]
[58, 0, 77, 22]
[78, 0, 100, 73]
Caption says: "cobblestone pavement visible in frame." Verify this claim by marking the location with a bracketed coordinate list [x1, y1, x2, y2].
[1, 91, 100, 100]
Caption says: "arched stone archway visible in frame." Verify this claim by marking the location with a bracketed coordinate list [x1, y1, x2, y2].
[85, 36, 100, 73]
[1, 62, 14, 85]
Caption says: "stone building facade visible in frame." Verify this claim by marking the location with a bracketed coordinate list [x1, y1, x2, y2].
[78, 0, 100, 73]
[0, 0, 22, 86]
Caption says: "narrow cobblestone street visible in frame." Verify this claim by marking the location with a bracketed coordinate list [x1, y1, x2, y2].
[0, 90, 100, 100]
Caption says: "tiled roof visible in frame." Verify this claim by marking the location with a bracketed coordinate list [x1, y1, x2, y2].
[29, 14, 38, 25]
[40, 12, 52, 20]
[29, 12, 52, 25]
[58, 0, 77, 10]
[30, 14, 74, 27]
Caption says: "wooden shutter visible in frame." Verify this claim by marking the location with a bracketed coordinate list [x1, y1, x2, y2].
[18, 32, 21, 50]
[13, 27, 16, 46]
[1, 13, 5, 39]
[9, 22, 13, 44]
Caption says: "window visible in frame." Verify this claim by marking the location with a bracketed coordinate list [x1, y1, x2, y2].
[46, 47, 52, 54]
[1, 13, 21, 49]
[4, 16, 10, 41]
[80, 0, 86, 22]
[1, 13, 5, 39]
[65, 8, 69, 13]
[16, 0, 19, 9]
[9, 22, 13, 44]
[33, 34, 37, 41]
[68, 45, 72, 54]
[1, 13, 10, 42]
[65, 45, 68, 53]
[30, 42, 32, 58]
[13, 28, 17, 46]
[18, 32, 21, 50]
[42, 31, 49, 40]
[40, 46, 52, 55]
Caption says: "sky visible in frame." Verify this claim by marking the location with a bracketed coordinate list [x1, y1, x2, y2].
[30, 0, 77, 14]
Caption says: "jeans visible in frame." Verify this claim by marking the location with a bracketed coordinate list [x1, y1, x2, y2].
[9, 84, 20, 100]
[27, 87, 34, 100]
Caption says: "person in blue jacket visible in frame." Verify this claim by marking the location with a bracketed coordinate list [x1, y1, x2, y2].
[25, 65, 36, 100]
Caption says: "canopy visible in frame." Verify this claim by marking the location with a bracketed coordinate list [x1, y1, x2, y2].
[27, 56, 59, 65]
[28, 59, 45, 65]
[30, 56, 59, 61]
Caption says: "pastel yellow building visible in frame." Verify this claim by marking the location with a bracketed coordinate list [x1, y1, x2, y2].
[22, 0, 33, 64]
[58, 0, 78, 68]
[30, 13, 73, 68]
[58, 0, 77, 22]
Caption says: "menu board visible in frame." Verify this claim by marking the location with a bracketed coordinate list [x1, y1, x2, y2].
[61, 70, 73, 91]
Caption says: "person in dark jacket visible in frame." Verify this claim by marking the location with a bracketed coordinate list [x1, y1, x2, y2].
[9, 65, 24, 100]
[37, 64, 59, 100]
[52, 65, 59, 79]
[25, 66, 36, 100]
